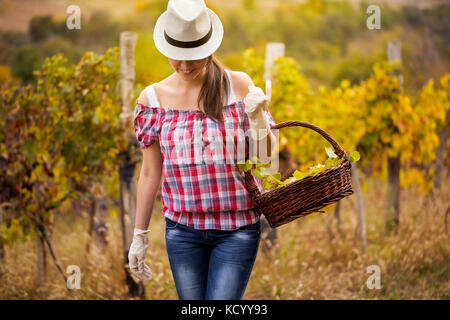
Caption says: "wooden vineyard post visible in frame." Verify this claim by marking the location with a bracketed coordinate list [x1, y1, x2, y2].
[386, 41, 402, 233]
[351, 164, 367, 253]
[259, 42, 285, 252]
[263, 42, 285, 82]
[326, 201, 341, 240]
[0, 203, 5, 260]
[85, 183, 109, 255]
[118, 31, 145, 299]
[36, 216, 47, 299]
[433, 108, 449, 190]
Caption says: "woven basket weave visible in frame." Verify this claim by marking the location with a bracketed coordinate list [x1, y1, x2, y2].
[242, 121, 354, 228]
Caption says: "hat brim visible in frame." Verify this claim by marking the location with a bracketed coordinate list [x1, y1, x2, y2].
[153, 8, 224, 60]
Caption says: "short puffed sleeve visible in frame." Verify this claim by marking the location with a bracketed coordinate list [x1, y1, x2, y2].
[133, 101, 161, 149]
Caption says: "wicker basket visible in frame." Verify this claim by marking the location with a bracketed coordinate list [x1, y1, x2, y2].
[242, 121, 354, 228]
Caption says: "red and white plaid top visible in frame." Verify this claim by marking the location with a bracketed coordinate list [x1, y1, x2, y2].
[133, 69, 276, 230]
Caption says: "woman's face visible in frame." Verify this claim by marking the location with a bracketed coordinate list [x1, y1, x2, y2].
[168, 57, 209, 80]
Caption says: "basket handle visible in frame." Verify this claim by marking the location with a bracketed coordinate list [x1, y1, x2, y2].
[272, 121, 349, 161]
[241, 121, 350, 203]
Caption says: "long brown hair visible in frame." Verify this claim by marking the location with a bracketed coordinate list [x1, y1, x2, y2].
[198, 55, 230, 123]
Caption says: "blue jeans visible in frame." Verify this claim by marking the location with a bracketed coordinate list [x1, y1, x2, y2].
[164, 217, 261, 300]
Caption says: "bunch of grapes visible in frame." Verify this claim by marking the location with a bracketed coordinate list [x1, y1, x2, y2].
[237, 147, 360, 191]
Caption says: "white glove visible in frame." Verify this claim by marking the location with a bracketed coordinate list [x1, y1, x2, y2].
[243, 80, 272, 142]
[128, 228, 153, 281]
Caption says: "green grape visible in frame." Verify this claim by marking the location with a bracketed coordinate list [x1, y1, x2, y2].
[283, 176, 299, 185]
[324, 157, 344, 168]
[325, 147, 338, 158]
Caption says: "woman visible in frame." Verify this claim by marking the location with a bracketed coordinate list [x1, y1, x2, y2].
[128, 0, 277, 300]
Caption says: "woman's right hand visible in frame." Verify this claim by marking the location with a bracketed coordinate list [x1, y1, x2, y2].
[128, 228, 153, 280]
[243, 80, 271, 120]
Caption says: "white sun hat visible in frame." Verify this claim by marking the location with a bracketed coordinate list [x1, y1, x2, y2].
[153, 0, 224, 61]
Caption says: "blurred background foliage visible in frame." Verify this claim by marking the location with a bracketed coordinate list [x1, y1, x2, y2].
[0, 0, 448, 94]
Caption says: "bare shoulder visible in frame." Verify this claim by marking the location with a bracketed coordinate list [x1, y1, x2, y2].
[137, 88, 149, 106]
[230, 70, 254, 86]
[137, 74, 174, 106]
[229, 70, 255, 101]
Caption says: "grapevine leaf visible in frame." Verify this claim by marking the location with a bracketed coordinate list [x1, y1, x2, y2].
[252, 166, 263, 178]
[244, 160, 253, 171]
[293, 170, 308, 180]
[255, 162, 265, 169]
[349, 151, 360, 163]
[237, 159, 252, 172]
[273, 172, 282, 180]
[237, 163, 246, 172]
[262, 177, 272, 190]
